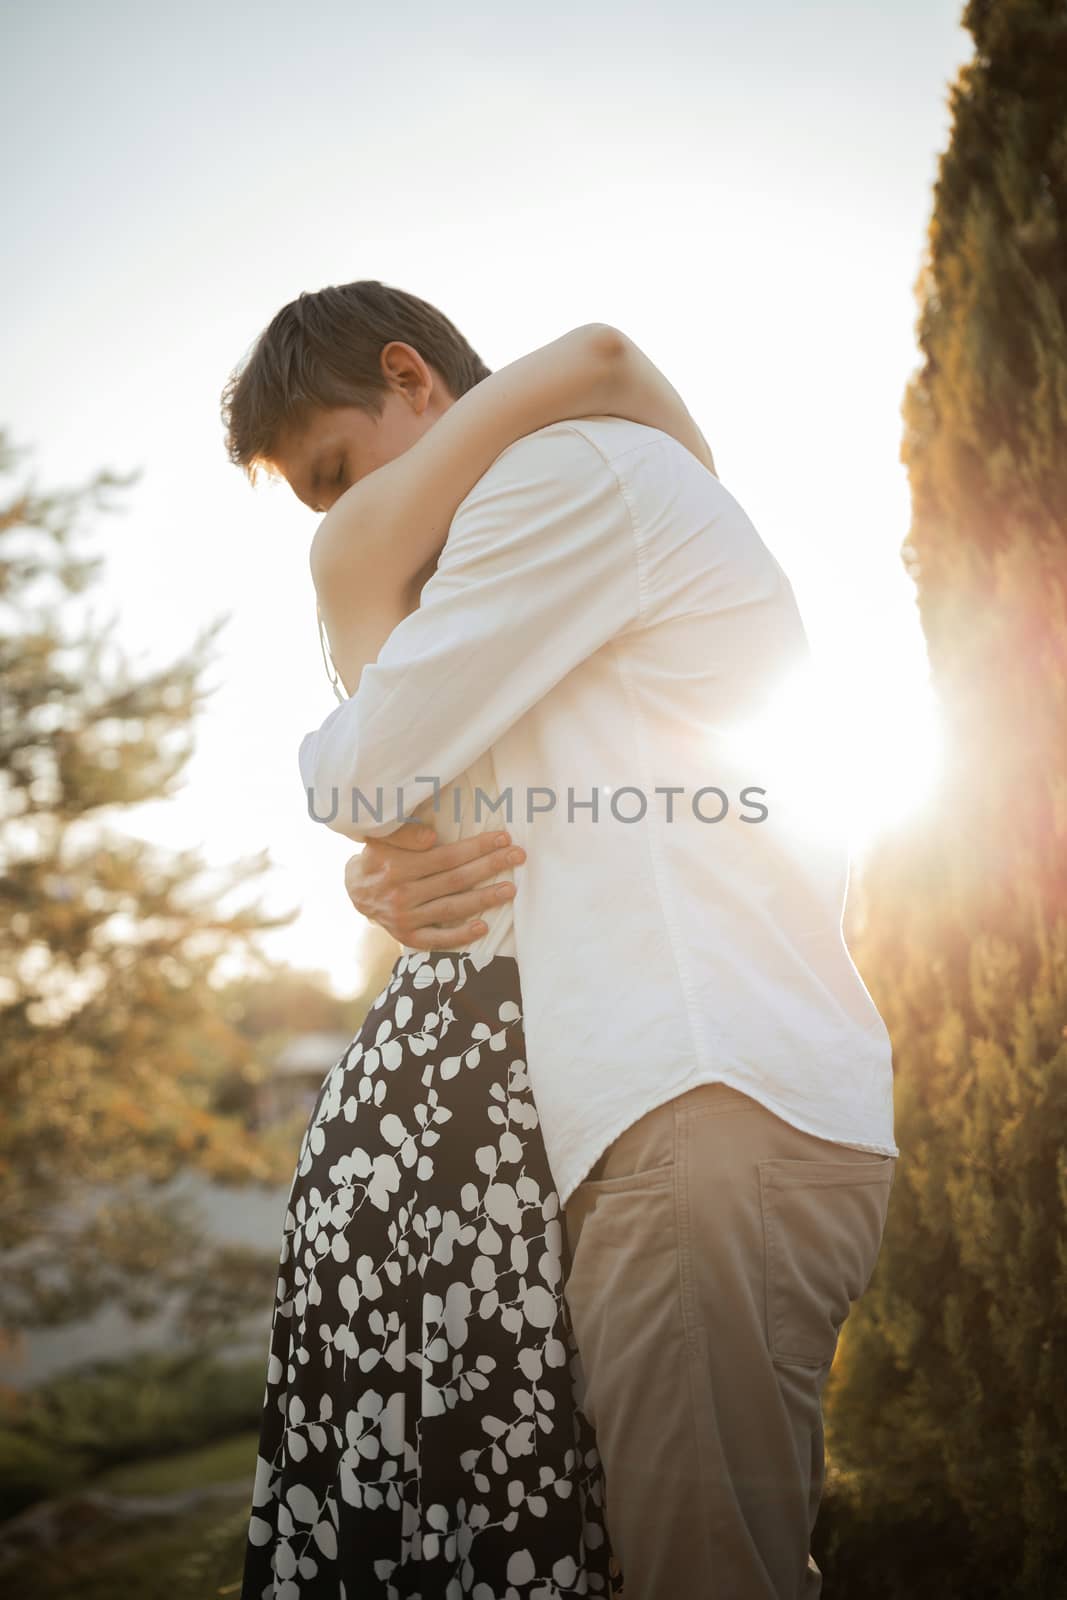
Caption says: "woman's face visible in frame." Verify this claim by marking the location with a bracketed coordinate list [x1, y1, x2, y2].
[270, 341, 452, 514]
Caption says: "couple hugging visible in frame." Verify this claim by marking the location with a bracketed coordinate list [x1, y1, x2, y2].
[220, 278, 898, 1600]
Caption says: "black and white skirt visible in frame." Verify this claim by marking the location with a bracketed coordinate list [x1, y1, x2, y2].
[240, 949, 618, 1599]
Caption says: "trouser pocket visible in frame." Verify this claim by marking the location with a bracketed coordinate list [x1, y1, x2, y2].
[758, 1150, 896, 1367]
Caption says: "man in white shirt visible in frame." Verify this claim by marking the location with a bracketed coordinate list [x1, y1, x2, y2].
[294, 411, 898, 1598]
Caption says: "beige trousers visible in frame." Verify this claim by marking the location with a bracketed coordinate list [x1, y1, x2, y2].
[562, 1081, 896, 1600]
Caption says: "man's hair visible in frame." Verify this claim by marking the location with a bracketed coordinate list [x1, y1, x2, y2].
[220, 278, 493, 482]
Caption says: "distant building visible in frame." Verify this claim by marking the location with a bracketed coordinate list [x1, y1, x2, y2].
[1, 1169, 293, 1391]
[257, 1030, 354, 1125]
[0, 1031, 364, 1391]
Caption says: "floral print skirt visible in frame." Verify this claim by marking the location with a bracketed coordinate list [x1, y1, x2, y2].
[240, 949, 618, 1599]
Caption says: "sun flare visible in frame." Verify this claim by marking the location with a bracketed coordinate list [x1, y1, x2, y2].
[712, 656, 943, 857]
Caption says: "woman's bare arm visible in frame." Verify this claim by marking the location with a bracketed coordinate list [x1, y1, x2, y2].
[314, 322, 715, 693]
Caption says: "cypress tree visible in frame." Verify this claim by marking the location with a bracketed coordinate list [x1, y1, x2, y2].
[827, 3, 1067, 1594]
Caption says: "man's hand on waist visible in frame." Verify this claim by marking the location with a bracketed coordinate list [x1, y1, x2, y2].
[344, 823, 525, 950]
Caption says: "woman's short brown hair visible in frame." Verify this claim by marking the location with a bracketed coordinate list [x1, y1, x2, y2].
[220, 279, 492, 482]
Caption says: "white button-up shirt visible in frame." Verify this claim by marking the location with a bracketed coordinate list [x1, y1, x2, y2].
[299, 417, 899, 1206]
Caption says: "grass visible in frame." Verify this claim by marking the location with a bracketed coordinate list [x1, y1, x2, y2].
[90, 1430, 260, 1495]
[7, 1428, 623, 1599]
[2, 1431, 258, 1600]
[3, 1496, 251, 1600]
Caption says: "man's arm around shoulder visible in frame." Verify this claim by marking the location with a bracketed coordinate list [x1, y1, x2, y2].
[298, 424, 642, 840]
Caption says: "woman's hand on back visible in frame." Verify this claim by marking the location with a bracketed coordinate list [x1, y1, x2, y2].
[344, 823, 526, 950]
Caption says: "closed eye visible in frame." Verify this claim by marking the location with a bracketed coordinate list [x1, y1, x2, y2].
[311, 462, 347, 516]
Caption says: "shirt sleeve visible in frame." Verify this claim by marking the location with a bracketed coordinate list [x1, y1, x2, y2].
[297, 423, 642, 841]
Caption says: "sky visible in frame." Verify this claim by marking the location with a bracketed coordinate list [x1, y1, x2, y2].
[3, 0, 973, 995]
